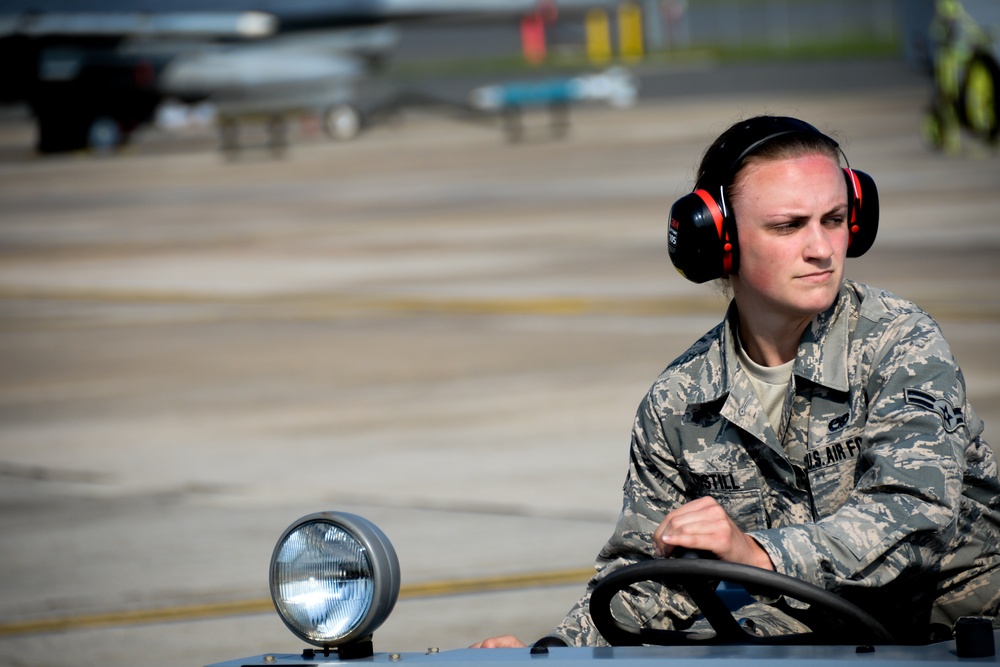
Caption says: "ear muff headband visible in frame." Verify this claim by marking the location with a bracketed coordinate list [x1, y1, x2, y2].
[696, 117, 827, 192]
[668, 117, 879, 283]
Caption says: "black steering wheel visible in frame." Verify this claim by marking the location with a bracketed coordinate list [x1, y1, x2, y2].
[589, 556, 895, 646]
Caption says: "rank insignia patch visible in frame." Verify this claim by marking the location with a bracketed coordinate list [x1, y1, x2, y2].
[904, 388, 965, 433]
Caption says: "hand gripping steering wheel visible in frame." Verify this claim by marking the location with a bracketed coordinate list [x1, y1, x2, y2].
[589, 556, 895, 646]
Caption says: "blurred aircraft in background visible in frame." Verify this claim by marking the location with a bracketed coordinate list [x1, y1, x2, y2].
[0, 0, 616, 154]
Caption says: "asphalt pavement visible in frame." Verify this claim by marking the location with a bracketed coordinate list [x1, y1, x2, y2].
[0, 56, 998, 667]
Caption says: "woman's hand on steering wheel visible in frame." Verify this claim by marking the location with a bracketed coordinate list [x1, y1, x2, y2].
[652, 497, 774, 570]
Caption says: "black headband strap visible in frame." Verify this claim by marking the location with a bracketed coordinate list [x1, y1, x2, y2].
[697, 116, 840, 190]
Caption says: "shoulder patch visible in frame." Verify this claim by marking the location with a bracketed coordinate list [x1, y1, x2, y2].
[904, 387, 965, 433]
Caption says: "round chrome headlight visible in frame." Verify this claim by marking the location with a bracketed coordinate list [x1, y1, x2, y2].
[270, 512, 400, 648]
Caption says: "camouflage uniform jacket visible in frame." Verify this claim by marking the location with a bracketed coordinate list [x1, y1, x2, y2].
[550, 280, 1000, 646]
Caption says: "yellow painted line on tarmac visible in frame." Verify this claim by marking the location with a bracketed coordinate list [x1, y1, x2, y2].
[0, 567, 593, 637]
[0, 599, 276, 637]
[397, 567, 593, 600]
[0, 285, 709, 314]
[2, 286, 998, 322]
[0, 287, 726, 327]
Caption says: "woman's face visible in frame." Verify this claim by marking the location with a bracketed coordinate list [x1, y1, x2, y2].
[729, 152, 850, 325]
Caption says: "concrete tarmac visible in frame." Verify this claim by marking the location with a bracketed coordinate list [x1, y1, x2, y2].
[0, 58, 998, 667]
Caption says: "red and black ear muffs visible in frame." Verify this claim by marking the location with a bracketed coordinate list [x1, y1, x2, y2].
[667, 185, 738, 284]
[843, 167, 879, 258]
[667, 120, 879, 284]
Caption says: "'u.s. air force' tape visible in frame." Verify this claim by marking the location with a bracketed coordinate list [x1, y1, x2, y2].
[904, 387, 965, 433]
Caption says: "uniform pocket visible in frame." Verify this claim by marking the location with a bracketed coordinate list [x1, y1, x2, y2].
[805, 433, 863, 518]
[686, 464, 768, 531]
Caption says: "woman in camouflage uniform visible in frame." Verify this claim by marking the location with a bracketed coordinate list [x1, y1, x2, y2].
[474, 115, 1000, 649]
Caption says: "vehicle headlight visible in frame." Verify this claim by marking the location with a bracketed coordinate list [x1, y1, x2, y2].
[270, 512, 400, 649]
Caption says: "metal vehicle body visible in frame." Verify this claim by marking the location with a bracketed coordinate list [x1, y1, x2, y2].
[204, 512, 999, 667]
[206, 639, 1000, 667]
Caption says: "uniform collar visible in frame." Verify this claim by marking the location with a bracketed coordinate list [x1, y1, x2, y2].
[688, 282, 853, 405]
[795, 282, 852, 393]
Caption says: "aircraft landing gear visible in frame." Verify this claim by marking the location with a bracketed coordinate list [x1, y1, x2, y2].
[218, 114, 290, 159]
[323, 104, 362, 141]
[30, 86, 155, 154]
[267, 115, 289, 157]
[34, 106, 132, 154]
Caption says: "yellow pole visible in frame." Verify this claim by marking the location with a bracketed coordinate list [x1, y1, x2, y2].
[619, 1, 644, 62]
[585, 8, 612, 65]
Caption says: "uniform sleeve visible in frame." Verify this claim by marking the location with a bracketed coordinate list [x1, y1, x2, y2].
[548, 389, 700, 646]
[750, 311, 977, 597]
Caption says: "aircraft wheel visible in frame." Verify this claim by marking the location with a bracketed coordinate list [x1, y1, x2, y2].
[87, 116, 124, 153]
[961, 54, 999, 144]
[324, 104, 362, 141]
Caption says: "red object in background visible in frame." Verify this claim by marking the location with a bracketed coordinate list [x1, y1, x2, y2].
[520, 12, 547, 64]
